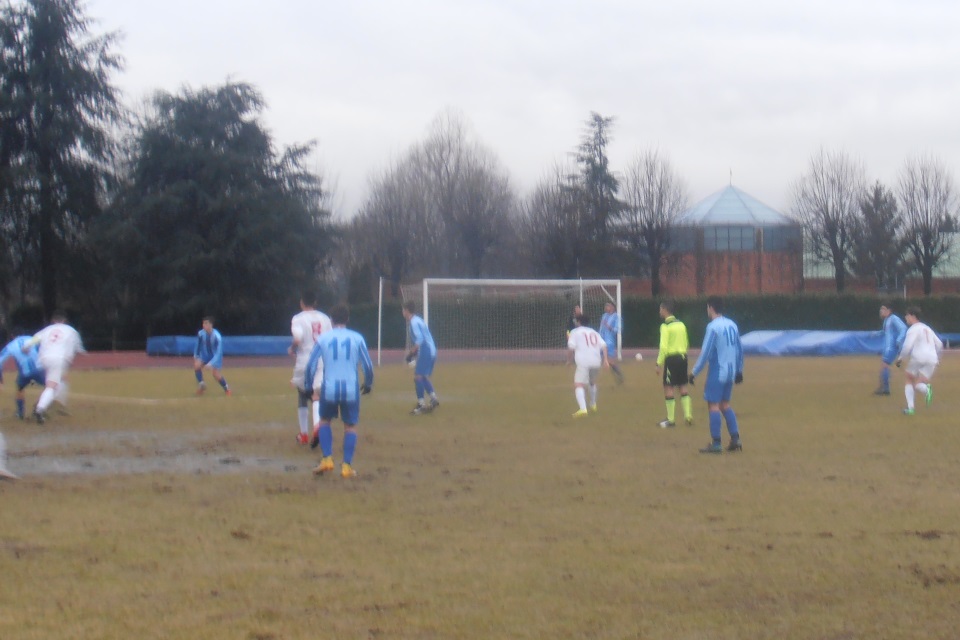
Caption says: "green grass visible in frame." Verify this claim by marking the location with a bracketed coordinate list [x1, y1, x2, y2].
[1, 357, 959, 639]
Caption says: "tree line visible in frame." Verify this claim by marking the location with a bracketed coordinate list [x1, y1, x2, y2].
[1, 0, 957, 347]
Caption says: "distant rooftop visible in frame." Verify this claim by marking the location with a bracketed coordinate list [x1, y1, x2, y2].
[679, 185, 795, 227]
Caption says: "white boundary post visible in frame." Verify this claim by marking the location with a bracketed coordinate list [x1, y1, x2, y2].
[377, 277, 383, 367]
[423, 280, 430, 326]
[616, 284, 623, 361]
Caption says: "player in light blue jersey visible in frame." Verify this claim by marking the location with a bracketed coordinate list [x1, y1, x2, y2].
[599, 302, 624, 385]
[0, 330, 45, 420]
[690, 296, 743, 454]
[303, 304, 373, 479]
[403, 301, 440, 415]
[876, 303, 907, 396]
[193, 316, 230, 396]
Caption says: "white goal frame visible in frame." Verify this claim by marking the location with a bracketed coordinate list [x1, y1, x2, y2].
[379, 278, 622, 363]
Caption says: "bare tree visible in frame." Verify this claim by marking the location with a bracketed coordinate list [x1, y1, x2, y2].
[447, 151, 517, 277]
[411, 110, 517, 277]
[897, 155, 959, 295]
[520, 164, 584, 277]
[352, 160, 427, 297]
[790, 148, 865, 292]
[619, 149, 688, 296]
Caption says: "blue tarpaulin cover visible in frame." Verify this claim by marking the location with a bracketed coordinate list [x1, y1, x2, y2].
[147, 336, 291, 356]
[741, 330, 957, 356]
[741, 331, 882, 356]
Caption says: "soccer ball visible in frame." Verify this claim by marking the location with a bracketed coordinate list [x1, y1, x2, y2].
[635, 353, 643, 361]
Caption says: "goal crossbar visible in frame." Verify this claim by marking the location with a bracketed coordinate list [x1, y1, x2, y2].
[399, 278, 622, 362]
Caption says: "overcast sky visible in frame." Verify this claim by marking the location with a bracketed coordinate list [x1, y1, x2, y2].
[90, 0, 960, 217]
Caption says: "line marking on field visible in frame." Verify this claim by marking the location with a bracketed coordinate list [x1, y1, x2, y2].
[69, 392, 289, 406]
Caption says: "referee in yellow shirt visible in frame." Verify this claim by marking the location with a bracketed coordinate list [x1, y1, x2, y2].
[655, 299, 693, 427]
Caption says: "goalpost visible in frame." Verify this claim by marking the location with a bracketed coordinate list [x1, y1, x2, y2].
[394, 278, 622, 363]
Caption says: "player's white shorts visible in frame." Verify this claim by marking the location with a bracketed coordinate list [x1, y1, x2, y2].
[291, 356, 321, 390]
[906, 359, 937, 380]
[40, 358, 67, 386]
[574, 366, 600, 386]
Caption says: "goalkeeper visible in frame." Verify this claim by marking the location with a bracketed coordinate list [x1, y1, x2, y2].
[599, 302, 624, 384]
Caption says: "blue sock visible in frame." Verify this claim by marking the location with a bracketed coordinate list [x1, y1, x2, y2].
[709, 410, 722, 442]
[722, 408, 739, 438]
[422, 378, 435, 395]
[16, 398, 25, 416]
[219, 377, 228, 390]
[195, 370, 203, 383]
[880, 367, 890, 391]
[319, 424, 333, 457]
[343, 430, 357, 464]
[414, 379, 425, 402]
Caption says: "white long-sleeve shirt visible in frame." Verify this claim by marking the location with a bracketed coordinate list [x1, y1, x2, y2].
[898, 322, 943, 365]
[28, 323, 85, 366]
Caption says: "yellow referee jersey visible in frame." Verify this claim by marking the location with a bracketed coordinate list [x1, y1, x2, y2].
[657, 316, 689, 367]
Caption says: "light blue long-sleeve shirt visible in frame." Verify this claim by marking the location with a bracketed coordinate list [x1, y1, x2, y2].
[692, 316, 743, 384]
[304, 327, 374, 402]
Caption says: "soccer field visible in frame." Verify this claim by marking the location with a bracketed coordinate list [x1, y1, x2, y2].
[1, 356, 958, 639]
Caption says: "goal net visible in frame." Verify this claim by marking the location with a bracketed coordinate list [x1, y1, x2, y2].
[399, 278, 622, 362]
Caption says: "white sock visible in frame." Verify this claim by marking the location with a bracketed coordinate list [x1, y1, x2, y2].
[55, 381, 69, 406]
[312, 401, 320, 429]
[915, 382, 928, 396]
[298, 408, 309, 435]
[0, 432, 7, 465]
[905, 384, 915, 409]
[590, 385, 597, 406]
[37, 387, 56, 413]
[575, 387, 586, 411]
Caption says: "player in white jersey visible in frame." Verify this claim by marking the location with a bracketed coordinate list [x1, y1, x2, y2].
[895, 306, 943, 416]
[23, 312, 85, 424]
[289, 292, 332, 444]
[567, 314, 609, 418]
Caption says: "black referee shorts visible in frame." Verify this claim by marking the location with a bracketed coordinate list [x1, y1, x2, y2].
[662, 354, 689, 387]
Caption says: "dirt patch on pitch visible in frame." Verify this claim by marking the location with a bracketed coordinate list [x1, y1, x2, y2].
[6, 424, 311, 478]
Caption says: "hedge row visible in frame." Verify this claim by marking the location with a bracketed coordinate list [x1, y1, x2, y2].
[348, 294, 960, 350]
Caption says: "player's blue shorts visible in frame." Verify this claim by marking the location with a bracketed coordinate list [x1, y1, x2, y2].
[703, 376, 733, 404]
[197, 356, 223, 370]
[320, 399, 360, 425]
[605, 341, 617, 358]
[881, 349, 897, 366]
[415, 349, 436, 377]
[17, 370, 45, 390]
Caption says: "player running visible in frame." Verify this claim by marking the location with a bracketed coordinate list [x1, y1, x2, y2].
[304, 304, 373, 479]
[567, 314, 609, 418]
[896, 307, 942, 416]
[876, 303, 907, 396]
[23, 312, 85, 424]
[194, 317, 230, 396]
[290, 292, 332, 444]
[0, 329, 45, 420]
